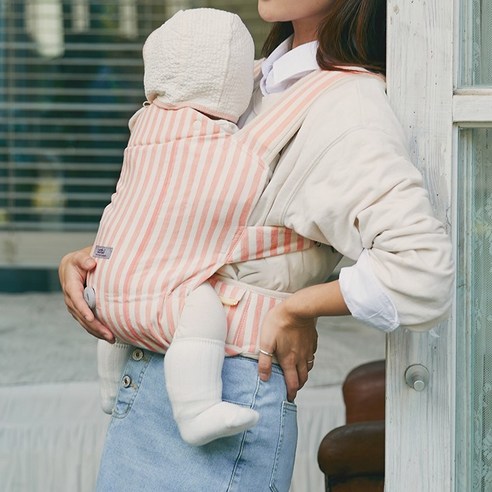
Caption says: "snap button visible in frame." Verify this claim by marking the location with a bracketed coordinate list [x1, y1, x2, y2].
[83, 286, 96, 310]
[219, 295, 240, 307]
[132, 349, 144, 361]
[122, 375, 132, 388]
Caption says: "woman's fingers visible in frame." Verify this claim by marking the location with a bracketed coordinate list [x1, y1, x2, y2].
[282, 359, 301, 402]
[59, 248, 114, 342]
[278, 354, 310, 402]
[258, 350, 274, 382]
[64, 276, 92, 318]
[71, 307, 115, 342]
[258, 327, 276, 382]
[296, 362, 309, 390]
[259, 302, 318, 401]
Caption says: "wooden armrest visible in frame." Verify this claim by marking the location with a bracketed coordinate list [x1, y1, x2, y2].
[317, 420, 385, 478]
[343, 360, 385, 423]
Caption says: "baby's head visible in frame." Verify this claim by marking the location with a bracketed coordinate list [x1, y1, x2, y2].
[143, 8, 255, 123]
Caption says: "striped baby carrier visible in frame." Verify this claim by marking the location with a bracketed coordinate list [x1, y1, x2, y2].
[87, 70, 349, 354]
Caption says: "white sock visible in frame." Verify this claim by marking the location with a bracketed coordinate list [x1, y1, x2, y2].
[97, 340, 132, 414]
[164, 337, 259, 446]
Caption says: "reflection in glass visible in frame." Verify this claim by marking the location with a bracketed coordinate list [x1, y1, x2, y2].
[0, 0, 268, 232]
[463, 0, 492, 85]
[458, 128, 492, 491]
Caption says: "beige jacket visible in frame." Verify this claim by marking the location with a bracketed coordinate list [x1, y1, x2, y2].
[218, 71, 454, 332]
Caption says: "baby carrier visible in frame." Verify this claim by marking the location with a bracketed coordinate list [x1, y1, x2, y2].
[86, 70, 350, 354]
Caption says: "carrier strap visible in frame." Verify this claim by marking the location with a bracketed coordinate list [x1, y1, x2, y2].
[226, 226, 314, 264]
[235, 70, 350, 164]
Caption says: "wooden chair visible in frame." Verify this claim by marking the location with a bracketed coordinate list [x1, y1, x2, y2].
[317, 360, 386, 492]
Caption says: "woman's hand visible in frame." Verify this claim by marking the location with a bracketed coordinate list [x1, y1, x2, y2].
[258, 281, 349, 401]
[59, 247, 115, 342]
[258, 301, 318, 402]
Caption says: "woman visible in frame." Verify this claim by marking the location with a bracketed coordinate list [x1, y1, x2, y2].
[59, 0, 453, 490]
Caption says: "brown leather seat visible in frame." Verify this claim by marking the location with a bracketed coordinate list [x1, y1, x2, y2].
[318, 360, 385, 492]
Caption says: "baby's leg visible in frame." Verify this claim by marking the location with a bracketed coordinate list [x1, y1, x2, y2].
[164, 282, 259, 446]
[97, 340, 132, 414]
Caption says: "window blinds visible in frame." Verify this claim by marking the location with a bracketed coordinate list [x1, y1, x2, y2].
[0, 0, 268, 233]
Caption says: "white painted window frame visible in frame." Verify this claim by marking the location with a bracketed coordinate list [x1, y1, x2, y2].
[0, 231, 95, 268]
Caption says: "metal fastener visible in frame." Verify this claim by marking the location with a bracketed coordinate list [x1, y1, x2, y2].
[83, 286, 96, 310]
[132, 349, 144, 361]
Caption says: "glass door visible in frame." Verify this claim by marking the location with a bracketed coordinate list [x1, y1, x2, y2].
[385, 0, 456, 489]
[456, 2, 492, 490]
[386, 0, 492, 489]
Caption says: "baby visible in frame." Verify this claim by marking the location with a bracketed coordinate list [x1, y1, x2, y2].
[85, 8, 258, 446]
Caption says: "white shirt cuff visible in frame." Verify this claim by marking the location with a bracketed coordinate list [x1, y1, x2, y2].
[339, 250, 400, 332]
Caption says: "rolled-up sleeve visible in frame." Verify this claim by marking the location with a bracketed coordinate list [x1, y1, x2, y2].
[283, 126, 454, 332]
[339, 249, 400, 332]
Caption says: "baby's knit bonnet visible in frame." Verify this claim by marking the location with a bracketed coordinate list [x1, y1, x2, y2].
[143, 8, 255, 123]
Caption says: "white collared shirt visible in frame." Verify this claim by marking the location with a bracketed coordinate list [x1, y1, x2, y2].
[258, 38, 400, 332]
[261, 37, 319, 96]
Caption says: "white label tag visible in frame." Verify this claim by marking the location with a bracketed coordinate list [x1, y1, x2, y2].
[93, 245, 113, 259]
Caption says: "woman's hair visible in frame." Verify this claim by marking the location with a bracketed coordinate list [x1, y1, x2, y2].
[261, 0, 386, 75]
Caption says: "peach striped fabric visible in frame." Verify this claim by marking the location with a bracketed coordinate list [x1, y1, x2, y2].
[87, 70, 348, 354]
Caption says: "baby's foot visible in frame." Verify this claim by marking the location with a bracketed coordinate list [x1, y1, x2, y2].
[177, 402, 259, 446]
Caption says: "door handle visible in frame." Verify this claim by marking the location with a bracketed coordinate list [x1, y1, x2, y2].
[405, 364, 429, 391]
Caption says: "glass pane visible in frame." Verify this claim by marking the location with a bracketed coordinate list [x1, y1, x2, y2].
[0, 0, 270, 275]
[461, 0, 492, 86]
[457, 128, 492, 491]
[0, 0, 269, 232]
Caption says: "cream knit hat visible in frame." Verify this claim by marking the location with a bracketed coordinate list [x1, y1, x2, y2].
[143, 8, 255, 123]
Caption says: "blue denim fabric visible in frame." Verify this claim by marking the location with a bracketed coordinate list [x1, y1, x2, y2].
[96, 352, 297, 492]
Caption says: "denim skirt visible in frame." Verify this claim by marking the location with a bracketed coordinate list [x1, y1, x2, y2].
[96, 351, 298, 492]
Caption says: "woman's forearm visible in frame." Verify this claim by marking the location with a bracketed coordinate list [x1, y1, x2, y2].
[283, 280, 350, 320]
